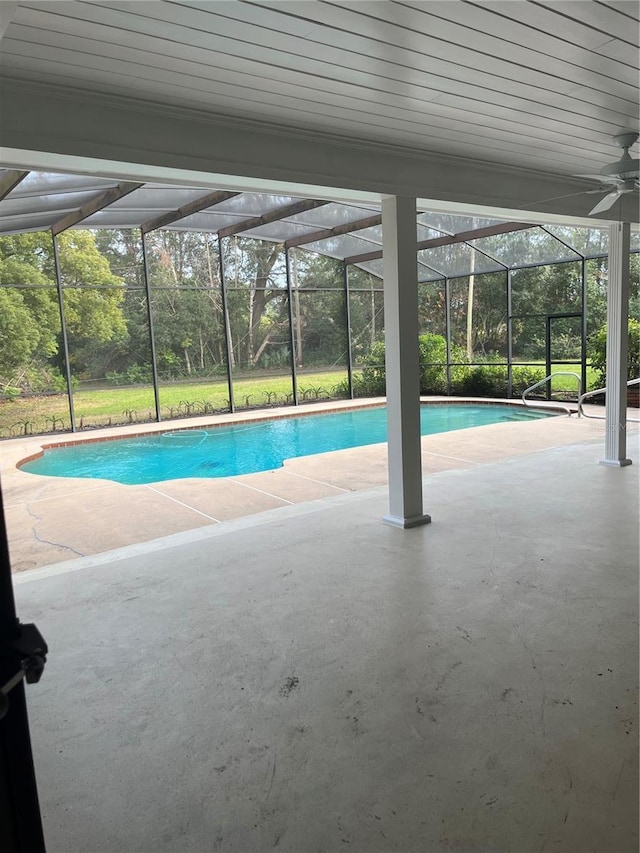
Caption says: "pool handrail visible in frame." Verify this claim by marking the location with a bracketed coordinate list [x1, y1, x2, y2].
[577, 377, 640, 422]
[521, 372, 582, 417]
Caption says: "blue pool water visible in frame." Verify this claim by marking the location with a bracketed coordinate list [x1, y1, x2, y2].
[21, 404, 553, 485]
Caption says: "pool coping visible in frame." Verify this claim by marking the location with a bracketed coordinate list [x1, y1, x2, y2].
[3, 396, 620, 574]
[14, 396, 569, 470]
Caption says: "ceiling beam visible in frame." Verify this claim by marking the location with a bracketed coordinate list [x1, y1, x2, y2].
[417, 221, 535, 250]
[51, 181, 144, 235]
[0, 1, 18, 42]
[141, 190, 241, 234]
[217, 198, 330, 240]
[0, 169, 29, 201]
[344, 221, 535, 266]
[284, 214, 382, 250]
[344, 248, 383, 266]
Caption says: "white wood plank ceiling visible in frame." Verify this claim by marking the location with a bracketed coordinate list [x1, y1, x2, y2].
[1, 0, 638, 181]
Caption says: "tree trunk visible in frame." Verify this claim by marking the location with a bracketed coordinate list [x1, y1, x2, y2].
[254, 332, 272, 363]
[247, 244, 281, 366]
[466, 224, 476, 361]
[204, 236, 218, 288]
[161, 233, 180, 284]
[293, 251, 303, 367]
[371, 288, 376, 346]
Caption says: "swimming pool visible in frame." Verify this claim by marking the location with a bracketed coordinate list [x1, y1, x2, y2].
[20, 404, 554, 485]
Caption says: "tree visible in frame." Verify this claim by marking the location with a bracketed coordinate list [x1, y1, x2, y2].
[289, 250, 348, 369]
[0, 245, 60, 385]
[144, 230, 227, 378]
[0, 234, 56, 391]
[223, 237, 287, 370]
[346, 266, 385, 365]
[0, 230, 127, 390]
[0, 288, 47, 375]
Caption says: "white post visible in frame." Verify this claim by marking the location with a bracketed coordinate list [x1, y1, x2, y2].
[601, 221, 631, 467]
[382, 195, 431, 528]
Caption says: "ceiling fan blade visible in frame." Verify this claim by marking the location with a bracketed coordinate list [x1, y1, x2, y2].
[588, 190, 621, 215]
[575, 173, 624, 184]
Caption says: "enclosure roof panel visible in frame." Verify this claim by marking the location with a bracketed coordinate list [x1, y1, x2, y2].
[90, 185, 217, 215]
[416, 261, 447, 283]
[417, 212, 507, 236]
[240, 221, 319, 242]
[212, 193, 304, 217]
[304, 231, 384, 259]
[418, 242, 506, 279]
[0, 211, 66, 234]
[417, 224, 448, 242]
[10, 171, 119, 198]
[161, 211, 253, 233]
[284, 203, 376, 230]
[544, 225, 609, 258]
[351, 258, 384, 281]
[350, 258, 444, 283]
[352, 224, 383, 245]
[0, 166, 635, 272]
[82, 209, 172, 229]
[468, 225, 582, 267]
[0, 189, 110, 219]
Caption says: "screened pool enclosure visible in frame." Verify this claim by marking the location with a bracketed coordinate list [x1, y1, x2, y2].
[0, 168, 638, 437]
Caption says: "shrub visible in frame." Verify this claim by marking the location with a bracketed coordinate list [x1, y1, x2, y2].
[331, 379, 351, 399]
[332, 374, 380, 398]
[360, 340, 387, 395]
[1, 385, 21, 400]
[357, 334, 450, 396]
[106, 365, 153, 386]
[418, 334, 447, 394]
[1, 367, 73, 396]
[588, 318, 640, 387]
[450, 365, 508, 397]
[510, 366, 545, 396]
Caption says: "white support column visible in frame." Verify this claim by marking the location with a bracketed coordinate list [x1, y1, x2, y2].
[381, 195, 431, 529]
[601, 221, 631, 467]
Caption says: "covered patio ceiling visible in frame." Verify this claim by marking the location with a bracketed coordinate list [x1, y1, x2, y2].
[1, 1, 638, 174]
[1, 167, 638, 284]
[1, 2, 638, 223]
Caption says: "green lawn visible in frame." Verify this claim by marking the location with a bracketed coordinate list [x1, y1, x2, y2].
[0, 362, 601, 438]
[0, 369, 350, 437]
[525, 362, 599, 392]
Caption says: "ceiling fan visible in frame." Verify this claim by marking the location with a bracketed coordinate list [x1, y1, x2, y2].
[577, 131, 639, 216]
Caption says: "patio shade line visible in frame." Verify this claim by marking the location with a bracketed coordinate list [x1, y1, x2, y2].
[0, 169, 29, 202]
[284, 214, 382, 249]
[344, 221, 536, 265]
[51, 181, 145, 235]
[217, 198, 331, 239]
[141, 190, 242, 234]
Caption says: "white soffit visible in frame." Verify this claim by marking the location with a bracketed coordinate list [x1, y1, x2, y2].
[1, 0, 637, 174]
[0, 0, 637, 226]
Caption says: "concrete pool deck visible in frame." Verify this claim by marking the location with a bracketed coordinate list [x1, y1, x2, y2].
[0, 397, 635, 573]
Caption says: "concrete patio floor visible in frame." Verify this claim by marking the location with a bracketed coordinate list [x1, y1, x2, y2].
[11, 427, 639, 853]
[0, 398, 632, 573]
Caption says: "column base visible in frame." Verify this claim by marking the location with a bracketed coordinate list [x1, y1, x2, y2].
[383, 513, 432, 529]
[599, 458, 632, 467]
